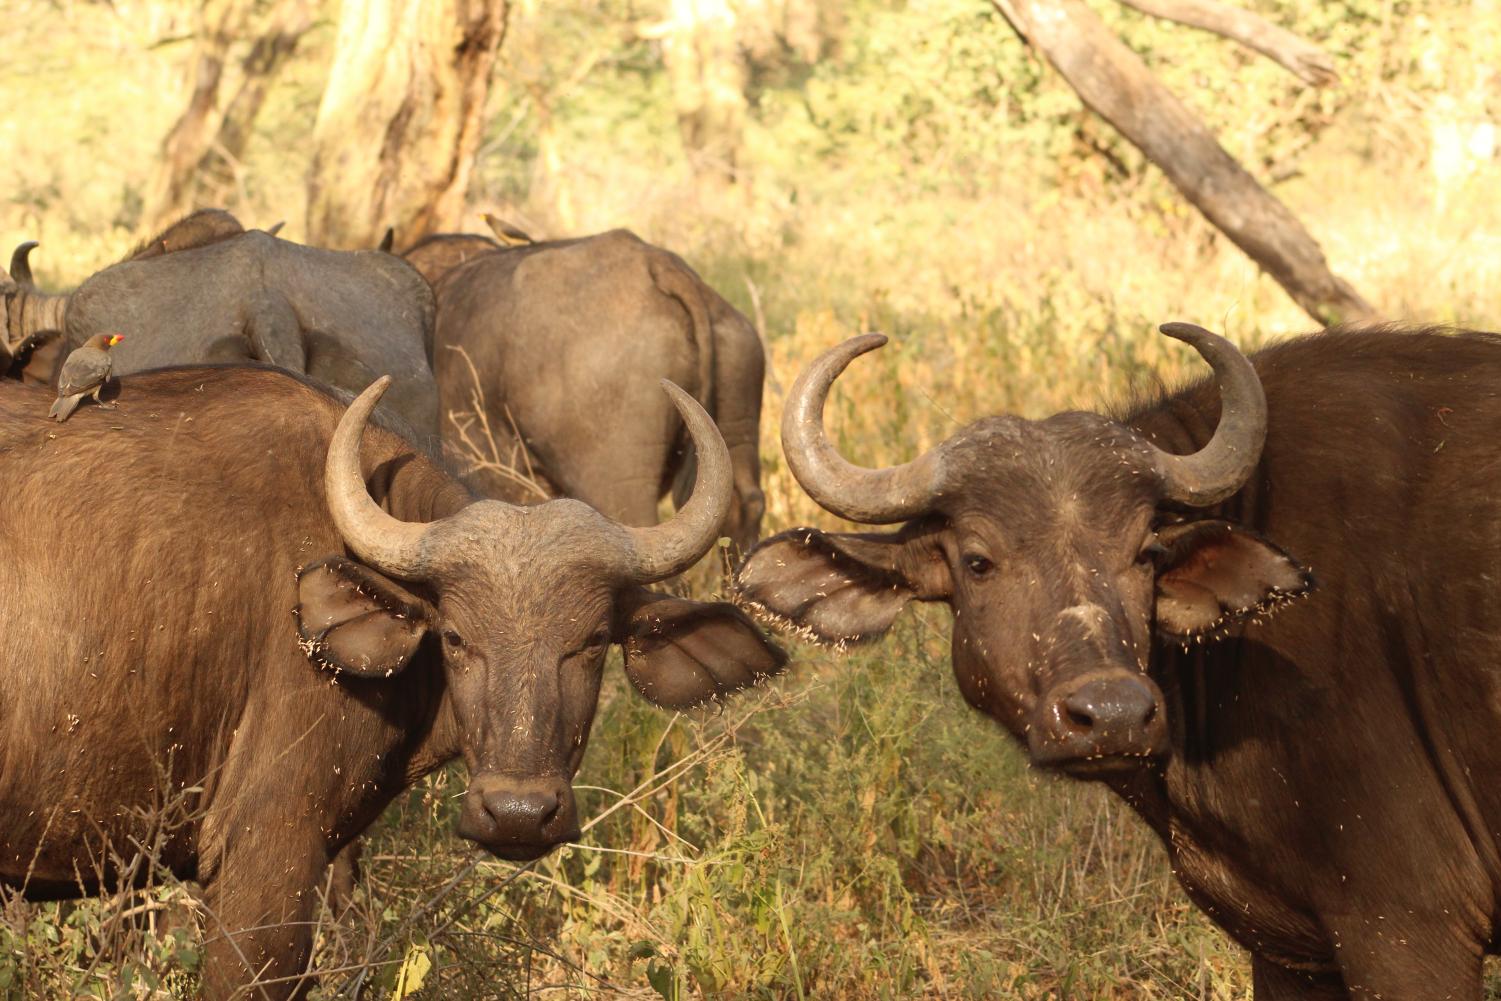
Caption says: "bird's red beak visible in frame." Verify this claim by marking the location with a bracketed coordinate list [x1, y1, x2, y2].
[108, 334, 125, 346]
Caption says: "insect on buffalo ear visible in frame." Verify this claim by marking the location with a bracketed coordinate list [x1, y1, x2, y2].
[617, 588, 786, 710]
[294, 557, 435, 677]
[1151, 521, 1313, 641]
[734, 522, 954, 646]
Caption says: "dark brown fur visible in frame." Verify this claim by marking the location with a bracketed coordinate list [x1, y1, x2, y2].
[739, 326, 1501, 998]
[400, 231, 502, 287]
[125, 208, 247, 262]
[0, 366, 783, 998]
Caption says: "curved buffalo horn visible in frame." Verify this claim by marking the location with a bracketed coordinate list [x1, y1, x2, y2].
[1150, 323, 1268, 507]
[325, 377, 436, 580]
[377, 227, 395, 254]
[264, 221, 286, 238]
[623, 381, 733, 582]
[9, 242, 37, 288]
[781, 334, 945, 524]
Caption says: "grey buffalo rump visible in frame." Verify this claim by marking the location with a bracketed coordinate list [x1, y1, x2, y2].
[5, 218, 440, 440]
[430, 228, 767, 553]
[2, 210, 265, 387]
[0, 368, 783, 998]
[738, 325, 1501, 998]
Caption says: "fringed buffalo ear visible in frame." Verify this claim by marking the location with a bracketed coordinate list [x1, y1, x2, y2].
[733, 522, 952, 647]
[1153, 520, 1314, 642]
[616, 588, 788, 710]
[295, 556, 434, 677]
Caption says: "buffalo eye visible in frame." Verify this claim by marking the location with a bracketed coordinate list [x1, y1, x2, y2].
[586, 628, 610, 649]
[443, 629, 464, 650]
[963, 554, 995, 578]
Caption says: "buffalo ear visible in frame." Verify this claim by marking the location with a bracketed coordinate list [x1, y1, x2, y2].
[295, 556, 433, 677]
[617, 588, 787, 710]
[1153, 521, 1313, 641]
[733, 523, 951, 646]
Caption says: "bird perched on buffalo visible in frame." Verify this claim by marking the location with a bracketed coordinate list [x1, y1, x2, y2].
[482, 213, 534, 246]
[50, 333, 123, 421]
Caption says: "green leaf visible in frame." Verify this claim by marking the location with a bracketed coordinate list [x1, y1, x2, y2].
[646, 957, 678, 1001]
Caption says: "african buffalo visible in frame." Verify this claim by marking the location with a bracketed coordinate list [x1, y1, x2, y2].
[429, 228, 767, 554]
[400, 231, 503, 287]
[737, 325, 1501, 998]
[0, 367, 784, 998]
[4, 213, 440, 440]
[2, 211, 263, 387]
[0, 243, 68, 384]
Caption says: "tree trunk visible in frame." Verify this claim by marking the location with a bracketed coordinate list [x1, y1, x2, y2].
[1113, 0, 1337, 87]
[306, 0, 510, 250]
[141, 0, 248, 231]
[991, 0, 1372, 325]
[654, 0, 747, 188]
[142, 0, 312, 233]
[196, 0, 315, 208]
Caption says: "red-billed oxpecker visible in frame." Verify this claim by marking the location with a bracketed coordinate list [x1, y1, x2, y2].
[49, 333, 123, 421]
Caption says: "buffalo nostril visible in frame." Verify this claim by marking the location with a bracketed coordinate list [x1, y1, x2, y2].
[537, 791, 561, 827]
[1063, 677, 1158, 734]
[1032, 673, 1168, 766]
[1064, 704, 1095, 731]
[481, 789, 561, 836]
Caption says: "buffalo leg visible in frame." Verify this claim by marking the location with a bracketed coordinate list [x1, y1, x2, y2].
[1326, 929, 1482, 1001]
[246, 290, 307, 373]
[1252, 957, 1348, 1000]
[199, 835, 325, 1001]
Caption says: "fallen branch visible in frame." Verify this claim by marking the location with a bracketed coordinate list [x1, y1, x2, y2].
[990, 0, 1373, 325]
[1115, 0, 1337, 87]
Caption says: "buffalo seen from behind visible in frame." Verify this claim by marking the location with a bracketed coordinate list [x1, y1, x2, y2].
[424, 227, 768, 554]
[1, 210, 440, 442]
[0, 367, 784, 998]
[738, 324, 1501, 998]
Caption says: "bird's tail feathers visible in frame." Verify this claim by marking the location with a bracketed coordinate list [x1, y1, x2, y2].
[49, 393, 82, 422]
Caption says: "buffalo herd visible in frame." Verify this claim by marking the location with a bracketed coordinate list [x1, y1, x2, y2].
[2, 212, 1499, 998]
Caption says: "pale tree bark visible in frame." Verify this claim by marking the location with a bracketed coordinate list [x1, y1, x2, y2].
[306, 0, 510, 250]
[650, 0, 747, 187]
[195, 0, 315, 208]
[142, 0, 248, 230]
[991, 0, 1372, 325]
[1114, 0, 1337, 87]
[737, 0, 839, 67]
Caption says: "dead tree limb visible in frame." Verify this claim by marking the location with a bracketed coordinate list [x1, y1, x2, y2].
[198, 0, 315, 203]
[1114, 0, 1337, 87]
[990, 0, 1372, 325]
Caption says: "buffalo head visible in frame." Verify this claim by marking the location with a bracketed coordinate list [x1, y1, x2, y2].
[736, 325, 1311, 777]
[297, 378, 786, 859]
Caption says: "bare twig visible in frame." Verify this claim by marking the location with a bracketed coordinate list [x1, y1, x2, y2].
[444, 344, 553, 501]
